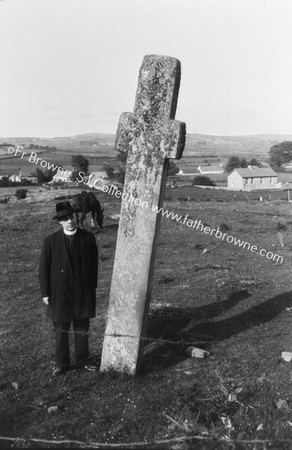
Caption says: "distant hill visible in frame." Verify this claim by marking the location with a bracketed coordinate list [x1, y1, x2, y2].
[0, 133, 117, 157]
[184, 133, 292, 157]
[1, 132, 292, 157]
[0, 133, 114, 147]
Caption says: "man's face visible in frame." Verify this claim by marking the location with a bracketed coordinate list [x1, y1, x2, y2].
[59, 214, 77, 232]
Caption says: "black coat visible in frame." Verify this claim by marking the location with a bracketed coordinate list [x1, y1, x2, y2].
[38, 228, 98, 322]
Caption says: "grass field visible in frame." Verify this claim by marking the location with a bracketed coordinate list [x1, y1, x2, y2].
[0, 149, 116, 177]
[1, 185, 292, 449]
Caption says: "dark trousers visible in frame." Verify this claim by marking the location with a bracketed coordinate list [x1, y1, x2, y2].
[53, 319, 90, 369]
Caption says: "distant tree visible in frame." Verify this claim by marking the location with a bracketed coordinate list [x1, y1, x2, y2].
[241, 158, 248, 168]
[225, 156, 240, 173]
[20, 179, 34, 186]
[0, 176, 9, 187]
[115, 151, 127, 185]
[36, 167, 55, 184]
[116, 170, 125, 184]
[71, 155, 89, 181]
[45, 168, 56, 182]
[269, 141, 292, 168]
[247, 158, 262, 167]
[225, 156, 247, 173]
[167, 161, 180, 176]
[117, 151, 127, 164]
[103, 164, 115, 180]
[192, 176, 215, 186]
[15, 189, 27, 199]
[36, 168, 46, 184]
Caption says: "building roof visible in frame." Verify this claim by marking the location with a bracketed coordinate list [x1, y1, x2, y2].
[52, 170, 71, 178]
[52, 173, 70, 181]
[179, 167, 199, 174]
[53, 174, 68, 178]
[198, 165, 223, 173]
[88, 171, 106, 180]
[281, 182, 292, 190]
[87, 173, 109, 189]
[231, 167, 277, 178]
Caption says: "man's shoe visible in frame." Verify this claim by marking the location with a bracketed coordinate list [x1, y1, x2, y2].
[84, 364, 98, 372]
[53, 367, 69, 376]
[76, 364, 97, 372]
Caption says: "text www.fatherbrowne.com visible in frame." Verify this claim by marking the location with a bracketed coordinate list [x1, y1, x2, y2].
[97, 181, 283, 264]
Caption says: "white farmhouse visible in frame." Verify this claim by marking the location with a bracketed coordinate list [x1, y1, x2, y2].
[87, 171, 107, 189]
[197, 165, 224, 174]
[9, 174, 21, 183]
[50, 170, 72, 183]
[9, 168, 22, 183]
[228, 166, 279, 190]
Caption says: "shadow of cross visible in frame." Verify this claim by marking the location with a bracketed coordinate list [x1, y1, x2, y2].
[100, 54, 186, 375]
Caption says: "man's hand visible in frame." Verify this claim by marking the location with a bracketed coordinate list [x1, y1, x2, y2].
[43, 297, 50, 305]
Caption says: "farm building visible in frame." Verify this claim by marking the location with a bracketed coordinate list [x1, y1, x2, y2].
[197, 164, 224, 174]
[24, 175, 38, 184]
[281, 182, 292, 202]
[87, 171, 107, 189]
[9, 173, 21, 183]
[50, 171, 72, 183]
[177, 167, 199, 176]
[281, 162, 292, 171]
[8, 168, 22, 183]
[227, 166, 279, 190]
[88, 171, 107, 181]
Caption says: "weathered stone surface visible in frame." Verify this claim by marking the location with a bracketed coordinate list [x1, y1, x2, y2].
[100, 54, 186, 375]
[186, 346, 210, 358]
[281, 351, 292, 362]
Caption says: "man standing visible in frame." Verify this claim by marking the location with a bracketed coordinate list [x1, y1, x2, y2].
[39, 201, 98, 376]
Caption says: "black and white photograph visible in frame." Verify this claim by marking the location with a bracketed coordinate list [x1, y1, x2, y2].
[1, 0, 292, 448]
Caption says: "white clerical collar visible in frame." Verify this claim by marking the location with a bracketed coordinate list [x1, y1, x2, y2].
[64, 229, 77, 236]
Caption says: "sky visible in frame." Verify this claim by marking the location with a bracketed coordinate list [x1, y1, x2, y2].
[1, 0, 292, 137]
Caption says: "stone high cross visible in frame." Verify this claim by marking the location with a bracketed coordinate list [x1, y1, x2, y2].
[100, 54, 186, 375]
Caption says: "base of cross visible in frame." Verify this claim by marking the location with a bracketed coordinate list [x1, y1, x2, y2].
[101, 335, 144, 375]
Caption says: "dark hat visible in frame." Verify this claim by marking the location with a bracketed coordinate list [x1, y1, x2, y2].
[52, 201, 75, 220]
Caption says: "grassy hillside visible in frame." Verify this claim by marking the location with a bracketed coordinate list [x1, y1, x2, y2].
[0, 186, 292, 448]
[2, 132, 292, 158]
[185, 133, 292, 157]
[2, 132, 292, 183]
